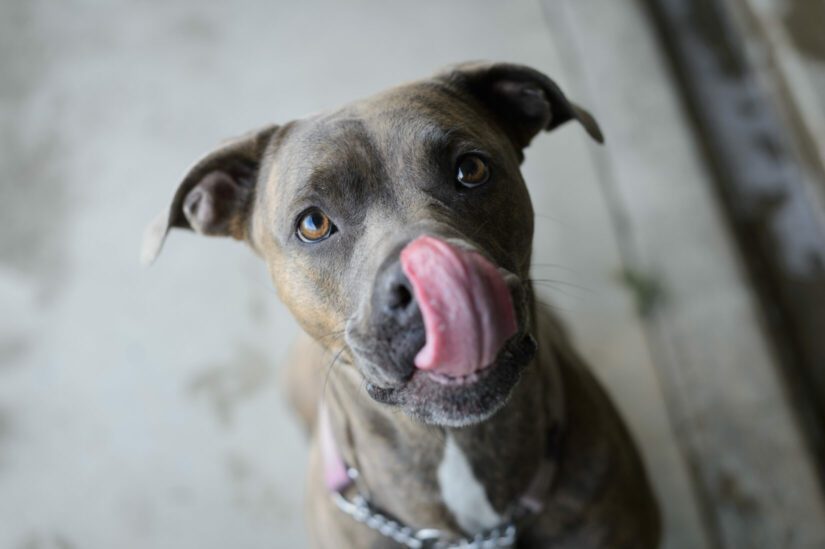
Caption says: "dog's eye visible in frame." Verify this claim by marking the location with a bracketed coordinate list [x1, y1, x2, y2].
[456, 154, 490, 188]
[297, 208, 335, 243]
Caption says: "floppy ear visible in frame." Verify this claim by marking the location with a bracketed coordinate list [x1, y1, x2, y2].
[141, 124, 279, 265]
[437, 62, 603, 156]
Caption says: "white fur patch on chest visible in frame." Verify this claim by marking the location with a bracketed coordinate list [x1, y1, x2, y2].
[437, 434, 503, 533]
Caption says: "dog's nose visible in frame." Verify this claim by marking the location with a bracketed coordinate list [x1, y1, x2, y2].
[368, 259, 424, 380]
[380, 261, 419, 323]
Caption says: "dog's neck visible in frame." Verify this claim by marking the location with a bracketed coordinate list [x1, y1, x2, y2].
[324, 311, 565, 534]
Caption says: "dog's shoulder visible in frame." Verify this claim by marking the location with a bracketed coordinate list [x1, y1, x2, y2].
[530, 305, 662, 548]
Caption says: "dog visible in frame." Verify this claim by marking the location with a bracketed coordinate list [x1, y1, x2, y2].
[143, 62, 660, 548]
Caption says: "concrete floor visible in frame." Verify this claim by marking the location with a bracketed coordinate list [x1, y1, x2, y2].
[5, 1, 820, 548]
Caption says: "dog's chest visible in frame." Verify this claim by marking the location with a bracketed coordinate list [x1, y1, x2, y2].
[436, 434, 503, 534]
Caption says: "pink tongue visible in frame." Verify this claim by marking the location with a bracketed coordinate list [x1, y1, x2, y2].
[400, 236, 517, 377]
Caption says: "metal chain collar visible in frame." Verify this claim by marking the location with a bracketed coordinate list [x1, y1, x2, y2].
[332, 490, 521, 548]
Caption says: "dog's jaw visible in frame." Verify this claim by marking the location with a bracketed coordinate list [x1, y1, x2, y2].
[358, 330, 537, 428]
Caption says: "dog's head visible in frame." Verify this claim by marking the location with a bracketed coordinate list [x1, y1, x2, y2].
[144, 62, 602, 427]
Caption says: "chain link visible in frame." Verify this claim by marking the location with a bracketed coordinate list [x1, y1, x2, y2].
[332, 492, 518, 548]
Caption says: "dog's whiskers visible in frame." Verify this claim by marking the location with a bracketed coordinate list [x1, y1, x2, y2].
[531, 284, 581, 302]
[315, 327, 347, 345]
[528, 277, 593, 293]
[322, 346, 348, 398]
[530, 261, 578, 274]
[532, 212, 565, 225]
[535, 296, 571, 314]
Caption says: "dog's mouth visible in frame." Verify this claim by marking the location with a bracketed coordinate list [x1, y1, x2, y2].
[403, 236, 518, 378]
[348, 235, 536, 427]
[424, 362, 497, 386]
[362, 331, 536, 427]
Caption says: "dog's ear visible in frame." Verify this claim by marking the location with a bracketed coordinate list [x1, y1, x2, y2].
[438, 62, 603, 155]
[141, 124, 279, 265]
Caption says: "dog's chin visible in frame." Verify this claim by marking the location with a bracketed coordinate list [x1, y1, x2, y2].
[362, 333, 537, 427]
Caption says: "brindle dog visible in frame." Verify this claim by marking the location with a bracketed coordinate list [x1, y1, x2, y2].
[143, 62, 660, 548]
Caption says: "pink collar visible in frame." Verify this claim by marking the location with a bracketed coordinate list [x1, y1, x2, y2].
[319, 400, 353, 492]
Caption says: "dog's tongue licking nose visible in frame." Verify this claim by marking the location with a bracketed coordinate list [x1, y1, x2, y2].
[400, 236, 517, 378]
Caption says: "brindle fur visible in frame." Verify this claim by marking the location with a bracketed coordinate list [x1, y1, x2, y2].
[145, 62, 660, 548]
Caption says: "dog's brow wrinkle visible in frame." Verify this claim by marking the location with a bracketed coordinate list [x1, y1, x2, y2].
[416, 124, 455, 148]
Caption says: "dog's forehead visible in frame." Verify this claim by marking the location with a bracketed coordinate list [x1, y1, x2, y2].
[292, 81, 483, 154]
[352, 81, 467, 128]
[267, 81, 492, 200]
[355, 81, 498, 147]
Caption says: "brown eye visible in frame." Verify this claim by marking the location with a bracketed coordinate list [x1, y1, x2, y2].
[297, 208, 335, 243]
[456, 154, 490, 187]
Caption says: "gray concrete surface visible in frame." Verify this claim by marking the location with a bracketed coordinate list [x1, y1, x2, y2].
[3, 1, 807, 548]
